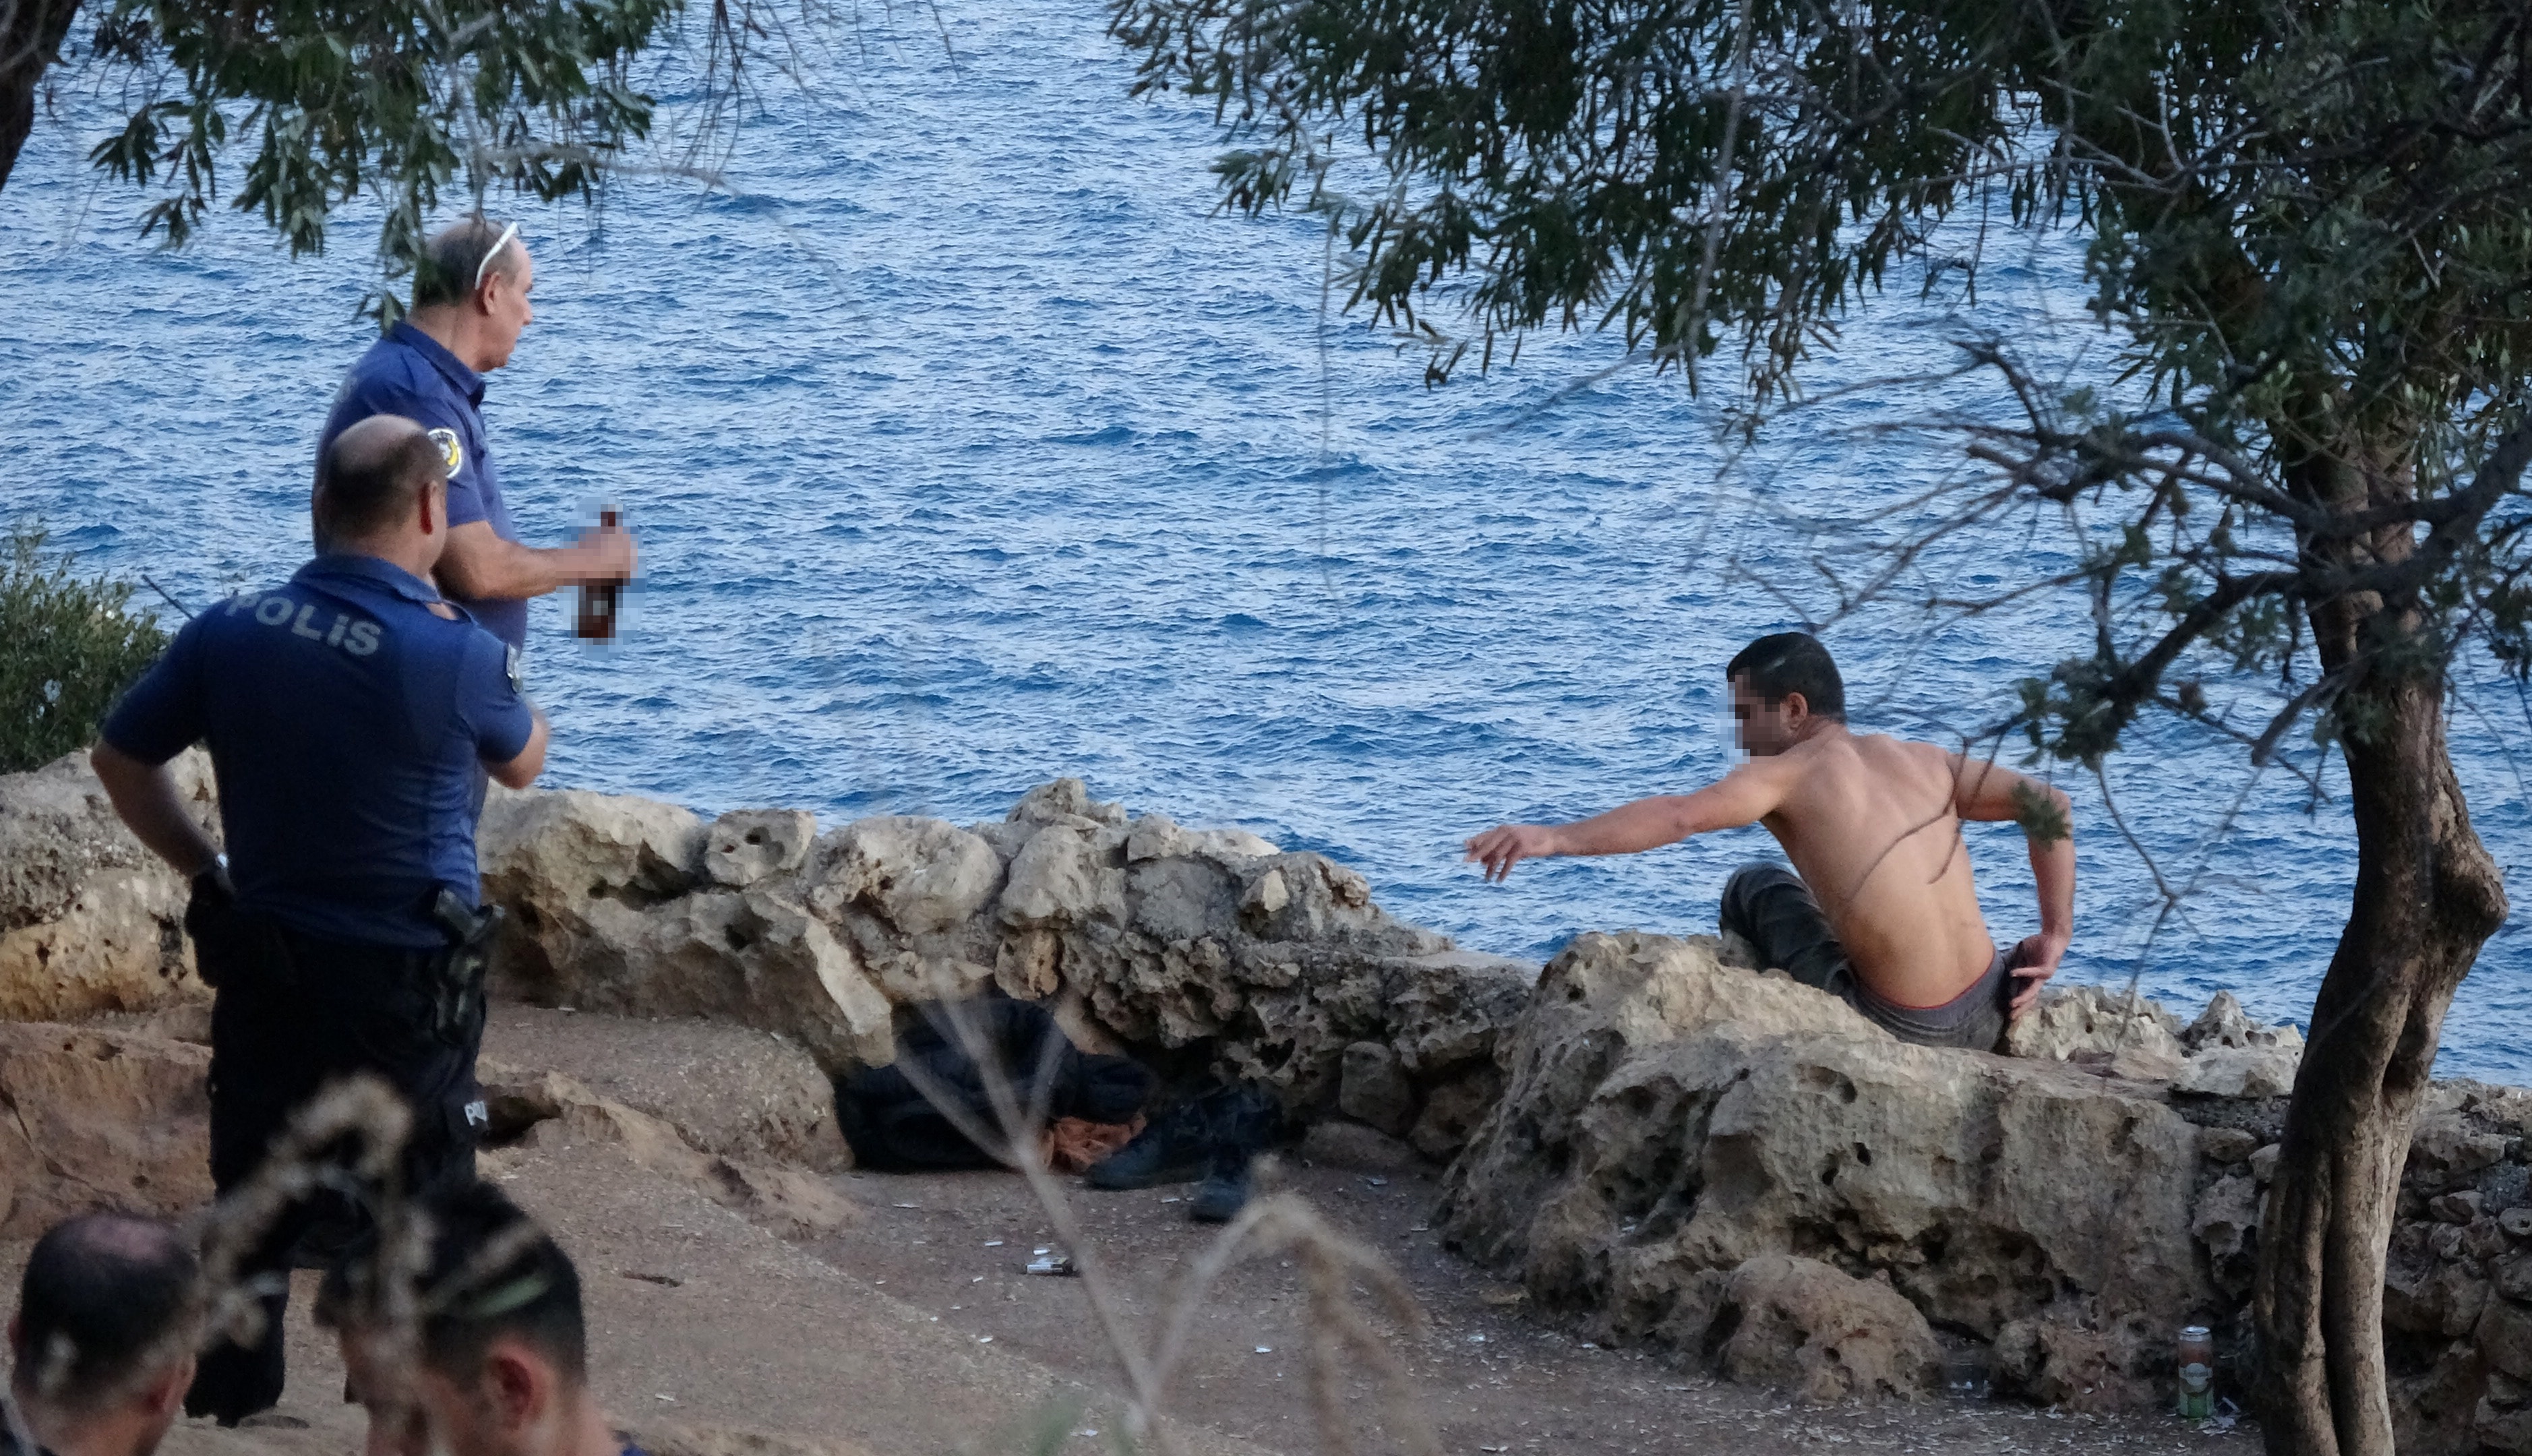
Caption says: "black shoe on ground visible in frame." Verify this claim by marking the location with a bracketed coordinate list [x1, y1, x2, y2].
[1085, 1099, 1213, 1190]
[1188, 1148, 1253, 1223]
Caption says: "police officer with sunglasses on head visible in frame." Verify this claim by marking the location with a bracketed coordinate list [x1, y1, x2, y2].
[91, 414, 549, 1426]
[315, 218, 635, 658]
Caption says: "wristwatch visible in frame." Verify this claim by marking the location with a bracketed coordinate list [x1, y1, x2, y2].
[191, 855, 234, 899]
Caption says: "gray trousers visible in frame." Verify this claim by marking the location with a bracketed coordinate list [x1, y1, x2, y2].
[1718, 861, 2012, 1052]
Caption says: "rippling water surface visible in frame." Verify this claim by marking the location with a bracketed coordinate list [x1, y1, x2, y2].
[4, 0, 2525, 1078]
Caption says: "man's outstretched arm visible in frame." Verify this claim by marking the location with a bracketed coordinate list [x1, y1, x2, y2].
[1465, 763, 1790, 883]
[436, 520, 635, 603]
[1950, 753, 2074, 1012]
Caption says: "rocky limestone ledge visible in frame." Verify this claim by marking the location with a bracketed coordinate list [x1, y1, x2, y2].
[477, 779, 1536, 1159]
[0, 750, 217, 1021]
[1436, 930, 2532, 1453]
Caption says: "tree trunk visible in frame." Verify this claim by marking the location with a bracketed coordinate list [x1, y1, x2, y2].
[0, 0, 80, 193]
[2253, 458, 2511, 1452]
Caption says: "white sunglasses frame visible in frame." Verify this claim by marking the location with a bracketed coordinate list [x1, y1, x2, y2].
[473, 222, 522, 293]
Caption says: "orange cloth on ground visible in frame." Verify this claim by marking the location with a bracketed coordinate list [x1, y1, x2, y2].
[1041, 1114, 1145, 1173]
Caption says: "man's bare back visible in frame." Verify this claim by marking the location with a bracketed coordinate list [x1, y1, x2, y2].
[1464, 633, 2074, 1029]
[1746, 730, 2003, 1006]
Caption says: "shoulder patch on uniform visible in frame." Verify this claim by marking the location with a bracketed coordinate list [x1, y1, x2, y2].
[504, 644, 524, 696]
[426, 427, 465, 478]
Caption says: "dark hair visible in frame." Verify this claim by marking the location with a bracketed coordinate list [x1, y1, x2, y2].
[411, 218, 522, 310]
[316, 417, 444, 543]
[1726, 632, 1846, 721]
[10, 1213, 202, 1414]
[316, 1181, 586, 1386]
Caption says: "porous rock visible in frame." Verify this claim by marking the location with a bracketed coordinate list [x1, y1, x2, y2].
[0, 750, 214, 1020]
[704, 810, 819, 888]
[1687, 1254, 1943, 1403]
[479, 785, 706, 997]
[811, 816, 1000, 936]
[1007, 777, 1125, 829]
[475, 780, 1530, 1133]
[2182, 990, 2253, 1051]
[1338, 1041, 1415, 1136]
[998, 824, 1111, 930]
[2387, 1254, 2494, 1341]
[1410, 1063, 1504, 1160]
[1438, 931, 2212, 1407]
[2198, 1126, 2259, 1164]
[1124, 812, 1277, 865]
[2002, 983, 2183, 1062]
[2175, 1042, 2302, 1099]
[2192, 1174, 2260, 1298]
[2411, 1117, 2512, 1186]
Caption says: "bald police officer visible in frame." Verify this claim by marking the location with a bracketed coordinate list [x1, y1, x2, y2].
[316, 217, 634, 652]
[91, 415, 549, 1425]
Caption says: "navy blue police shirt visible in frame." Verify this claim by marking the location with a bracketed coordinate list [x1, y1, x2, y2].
[316, 322, 529, 650]
[100, 555, 536, 950]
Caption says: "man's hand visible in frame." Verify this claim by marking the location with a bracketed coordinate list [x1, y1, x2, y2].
[578, 520, 636, 583]
[2006, 931, 2068, 1017]
[1465, 824, 1560, 883]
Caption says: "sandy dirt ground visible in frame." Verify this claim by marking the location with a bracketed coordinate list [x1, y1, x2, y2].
[37, 1006, 2266, 1456]
[809, 1158, 2264, 1456]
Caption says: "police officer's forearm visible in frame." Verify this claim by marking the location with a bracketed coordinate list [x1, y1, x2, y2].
[90, 743, 220, 878]
[438, 522, 624, 603]
[437, 524, 567, 601]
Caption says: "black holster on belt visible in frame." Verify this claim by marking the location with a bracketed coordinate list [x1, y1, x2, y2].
[428, 887, 502, 1050]
[183, 866, 248, 989]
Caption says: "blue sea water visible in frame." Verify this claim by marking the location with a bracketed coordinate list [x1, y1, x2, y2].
[3, 1, 2525, 1079]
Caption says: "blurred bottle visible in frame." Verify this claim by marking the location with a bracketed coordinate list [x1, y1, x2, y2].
[576, 506, 623, 641]
[2177, 1323, 2214, 1419]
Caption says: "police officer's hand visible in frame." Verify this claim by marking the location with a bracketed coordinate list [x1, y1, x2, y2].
[183, 860, 239, 984]
[577, 521, 637, 583]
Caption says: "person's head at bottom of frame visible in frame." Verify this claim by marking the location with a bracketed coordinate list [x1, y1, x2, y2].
[318, 1181, 633, 1456]
[7, 1211, 204, 1456]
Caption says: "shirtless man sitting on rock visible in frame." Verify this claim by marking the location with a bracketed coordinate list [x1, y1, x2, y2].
[1465, 632, 2072, 1051]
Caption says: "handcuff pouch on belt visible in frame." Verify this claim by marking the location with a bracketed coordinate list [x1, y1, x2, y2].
[429, 887, 504, 1049]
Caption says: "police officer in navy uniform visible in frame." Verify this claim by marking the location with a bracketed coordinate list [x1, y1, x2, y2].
[315, 216, 634, 653]
[90, 415, 549, 1425]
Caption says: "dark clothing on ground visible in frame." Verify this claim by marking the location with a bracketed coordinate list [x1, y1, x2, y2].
[315, 321, 527, 648]
[185, 903, 487, 1424]
[100, 555, 533, 948]
[1718, 861, 2014, 1052]
[837, 999, 1155, 1172]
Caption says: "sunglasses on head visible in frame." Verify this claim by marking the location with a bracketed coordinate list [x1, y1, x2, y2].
[474, 222, 521, 292]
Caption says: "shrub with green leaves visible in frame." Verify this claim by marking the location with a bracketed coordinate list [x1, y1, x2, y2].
[0, 528, 168, 774]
